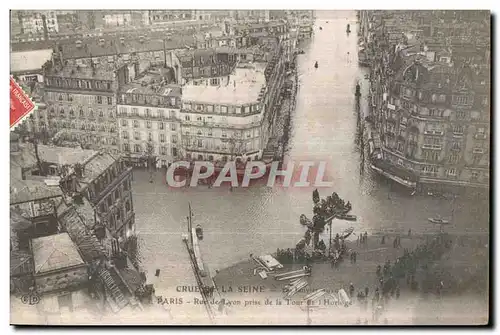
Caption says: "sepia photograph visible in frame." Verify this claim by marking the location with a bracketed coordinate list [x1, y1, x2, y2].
[8, 8, 491, 326]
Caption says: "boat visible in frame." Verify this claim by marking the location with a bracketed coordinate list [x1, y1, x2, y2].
[195, 225, 203, 240]
[337, 214, 357, 221]
[319, 26, 323, 30]
[428, 217, 450, 224]
[341, 227, 355, 239]
[314, 61, 318, 69]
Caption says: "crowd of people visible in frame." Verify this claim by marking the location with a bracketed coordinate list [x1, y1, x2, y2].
[347, 233, 453, 323]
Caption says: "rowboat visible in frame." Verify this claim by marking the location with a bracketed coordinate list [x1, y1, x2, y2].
[428, 217, 449, 224]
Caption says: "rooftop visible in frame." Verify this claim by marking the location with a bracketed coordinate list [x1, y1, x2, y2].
[60, 34, 195, 59]
[58, 206, 106, 263]
[45, 64, 116, 81]
[10, 49, 53, 73]
[38, 145, 98, 166]
[10, 179, 63, 205]
[31, 233, 85, 274]
[120, 69, 182, 97]
[182, 62, 267, 105]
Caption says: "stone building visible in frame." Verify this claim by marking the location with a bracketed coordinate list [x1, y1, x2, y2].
[42, 61, 130, 153]
[362, 10, 490, 191]
[116, 67, 182, 167]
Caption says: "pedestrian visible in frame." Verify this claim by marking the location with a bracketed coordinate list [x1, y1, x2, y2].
[396, 286, 400, 299]
[349, 283, 355, 298]
[365, 287, 369, 298]
[353, 251, 357, 264]
[393, 237, 397, 249]
[364, 232, 368, 244]
[376, 265, 382, 278]
[381, 235, 385, 245]
[357, 235, 360, 246]
[374, 288, 380, 302]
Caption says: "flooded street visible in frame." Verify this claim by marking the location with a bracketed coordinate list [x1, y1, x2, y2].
[132, 9, 489, 289]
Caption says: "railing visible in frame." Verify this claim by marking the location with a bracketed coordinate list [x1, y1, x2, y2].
[182, 120, 261, 129]
[422, 144, 442, 151]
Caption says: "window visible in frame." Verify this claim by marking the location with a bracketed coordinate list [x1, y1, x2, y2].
[170, 98, 176, 106]
[160, 134, 165, 143]
[172, 147, 177, 157]
[170, 123, 176, 131]
[185, 115, 191, 121]
[207, 105, 213, 113]
[236, 107, 242, 114]
[160, 146, 166, 155]
[221, 106, 228, 114]
[158, 109, 164, 118]
[97, 96, 102, 104]
[98, 109, 104, 117]
[122, 131, 129, 139]
[146, 121, 152, 129]
[121, 119, 128, 127]
[447, 168, 457, 177]
[145, 109, 151, 117]
[423, 151, 439, 162]
[134, 144, 141, 153]
[171, 135, 177, 144]
[210, 78, 220, 86]
[134, 132, 140, 140]
[448, 153, 460, 164]
[159, 122, 164, 130]
[452, 125, 464, 135]
[148, 133, 153, 141]
[132, 108, 139, 116]
[197, 139, 203, 147]
[196, 104, 203, 111]
[133, 120, 139, 128]
[471, 171, 479, 180]
[107, 97, 112, 105]
[119, 107, 128, 115]
[456, 111, 466, 119]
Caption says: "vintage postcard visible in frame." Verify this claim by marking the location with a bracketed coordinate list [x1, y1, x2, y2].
[9, 9, 490, 325]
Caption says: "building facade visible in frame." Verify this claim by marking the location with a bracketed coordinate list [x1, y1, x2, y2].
[117, 68, 182, 167]
[43, 62, 129, 154]
[362, 10, 490, 190]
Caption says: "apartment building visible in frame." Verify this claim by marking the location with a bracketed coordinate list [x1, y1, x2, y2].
[43, 61, 129, 154]
[117, 67, 182, 167]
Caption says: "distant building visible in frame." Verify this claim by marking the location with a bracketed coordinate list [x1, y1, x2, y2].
[117, 67, 183, 167]
[173, 48, 238, 85]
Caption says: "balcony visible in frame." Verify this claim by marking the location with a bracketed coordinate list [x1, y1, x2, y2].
[450, 146, 462, 152]
[422, 144, 442, 151]
[183, 120, 261, 130]
[474, 133, 487, 140]
[473, 148, 485, 154]
[424, 130, 444, 136]
[452, 131, 464, 138]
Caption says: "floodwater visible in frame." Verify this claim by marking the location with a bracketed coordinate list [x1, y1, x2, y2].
[132, 10, 489, 292]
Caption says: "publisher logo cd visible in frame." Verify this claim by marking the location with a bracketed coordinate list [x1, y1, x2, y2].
[10, 77, 35, 130]
[21, 293, 40, 305]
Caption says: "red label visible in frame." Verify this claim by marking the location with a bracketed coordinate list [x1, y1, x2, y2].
[10, 77, 35, 129]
